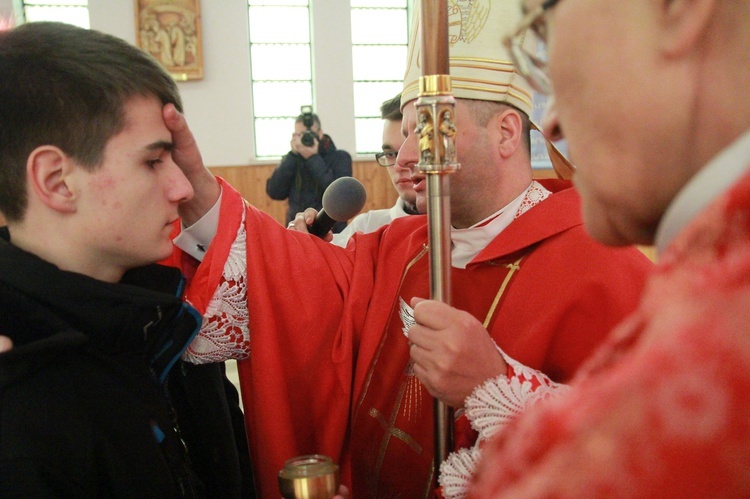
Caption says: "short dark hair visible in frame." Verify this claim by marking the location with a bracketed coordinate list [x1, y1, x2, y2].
[295, 113, 321, 130]
[380, 93, 402, 122]
[0, 22, 182, 223]
[462, 99, 531, 156]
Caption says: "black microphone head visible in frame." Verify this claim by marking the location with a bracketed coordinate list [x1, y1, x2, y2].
[322, 177, 367, 221]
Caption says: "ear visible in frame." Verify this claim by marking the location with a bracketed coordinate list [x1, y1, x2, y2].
[659, 0, 717, 56]
[493, 108, 523, 159]
[26, 146, 78, 214]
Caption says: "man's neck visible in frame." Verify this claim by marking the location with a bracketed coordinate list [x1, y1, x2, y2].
[7, 222, 126, 283]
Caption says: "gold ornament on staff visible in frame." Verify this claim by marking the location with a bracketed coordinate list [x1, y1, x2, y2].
[415, 0, 460, 477]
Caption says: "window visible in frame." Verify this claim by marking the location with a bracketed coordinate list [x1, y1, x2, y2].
[350, 0, 409, 154]
[21, 0, 89, 28]
[247, 0, 410, 159]
[248, 0, 312, 158]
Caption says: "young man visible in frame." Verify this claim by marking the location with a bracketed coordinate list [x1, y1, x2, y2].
[266, 111, 352, 233]
[174, 2, 652, 496]
[331, 93, 418, 247]
[0, 22, 248, 497]
[466, 0, 750, 496]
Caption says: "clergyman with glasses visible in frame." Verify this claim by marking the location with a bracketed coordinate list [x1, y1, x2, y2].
[466, 0, 750, 496]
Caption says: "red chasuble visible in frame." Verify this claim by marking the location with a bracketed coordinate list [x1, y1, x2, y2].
[176, 178, 652, 498]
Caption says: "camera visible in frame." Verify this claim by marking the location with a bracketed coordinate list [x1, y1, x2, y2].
[300, 105, 317, 147]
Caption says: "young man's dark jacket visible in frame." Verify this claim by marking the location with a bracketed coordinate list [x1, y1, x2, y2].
[265, 133, 353, 232]
[0, 228, 253, 497]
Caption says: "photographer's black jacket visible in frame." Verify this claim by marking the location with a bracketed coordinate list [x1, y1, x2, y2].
[266, 134, 353, 232]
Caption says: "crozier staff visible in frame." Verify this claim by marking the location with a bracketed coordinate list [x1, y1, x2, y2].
[413, 0, 461, 473]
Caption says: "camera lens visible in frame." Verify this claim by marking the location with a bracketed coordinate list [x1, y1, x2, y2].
[301, 130, 316, 147]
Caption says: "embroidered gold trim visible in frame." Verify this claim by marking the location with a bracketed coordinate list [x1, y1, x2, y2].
[483, 256, 524, 329]
[354, 244, 429, 417]
[368, 407, 422, 455]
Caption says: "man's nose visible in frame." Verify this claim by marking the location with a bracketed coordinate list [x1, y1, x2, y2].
[541, 95, 564, 142]
[397, 134, 418, 171]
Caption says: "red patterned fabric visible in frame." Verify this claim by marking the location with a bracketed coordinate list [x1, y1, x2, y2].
[469, 171, 750, 497]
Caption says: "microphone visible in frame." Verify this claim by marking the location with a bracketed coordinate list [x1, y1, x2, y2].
[309, 177, 367, 238]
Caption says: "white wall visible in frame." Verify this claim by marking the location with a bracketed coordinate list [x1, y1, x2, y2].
[3, 0, 358, 167]
[88, 0, 264, 167]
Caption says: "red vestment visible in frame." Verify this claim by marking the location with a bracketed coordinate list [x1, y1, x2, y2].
[177, 178, 652, 498]
[469, 171, 750, 497]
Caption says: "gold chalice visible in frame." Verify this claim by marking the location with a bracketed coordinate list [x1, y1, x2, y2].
[278, 454, 340, 499]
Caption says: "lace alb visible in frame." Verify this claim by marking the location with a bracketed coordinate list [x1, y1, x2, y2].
[438, 348, 569, 499]
[183, 209, 251, 363]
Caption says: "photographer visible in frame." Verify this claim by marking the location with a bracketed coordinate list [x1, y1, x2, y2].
[266, 109, 352, 232]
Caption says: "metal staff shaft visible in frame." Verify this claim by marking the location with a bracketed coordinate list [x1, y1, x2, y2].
[415, 0, 461, 478]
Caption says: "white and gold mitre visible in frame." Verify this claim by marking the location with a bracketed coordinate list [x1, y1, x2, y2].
[401, 0, 535, 116]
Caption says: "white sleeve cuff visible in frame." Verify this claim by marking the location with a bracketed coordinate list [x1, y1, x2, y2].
[173, 188, 222, 262]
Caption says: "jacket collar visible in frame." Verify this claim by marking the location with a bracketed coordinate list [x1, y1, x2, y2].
[0, 230, 201, 383]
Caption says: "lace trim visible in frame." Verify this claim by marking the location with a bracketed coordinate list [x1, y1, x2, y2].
[516, 180, 551, 219]
[183, 209, 251, 363]
[438, 345, 568, 498]
[439, 446, 483, 499]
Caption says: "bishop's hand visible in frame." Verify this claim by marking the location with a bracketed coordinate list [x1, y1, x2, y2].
[408, 297, 508, 408]
[163, 103, 221, 227]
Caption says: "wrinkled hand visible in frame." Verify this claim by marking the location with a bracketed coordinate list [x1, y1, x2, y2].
[162, 104, 221, 226]
[286, 208, 333, 242]
[408, 298, 508, 408]
[0, 335, 13, 353]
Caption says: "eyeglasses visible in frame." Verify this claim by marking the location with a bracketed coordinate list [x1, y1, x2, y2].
[503, 0, 560, 95]
[375, 150, 398, 167]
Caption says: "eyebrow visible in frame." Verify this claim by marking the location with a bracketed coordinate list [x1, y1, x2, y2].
[144, 140, 173, 152]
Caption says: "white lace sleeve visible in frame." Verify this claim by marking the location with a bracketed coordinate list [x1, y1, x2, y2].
[439, 347, 569, 499]
[182, 209, 251, 364]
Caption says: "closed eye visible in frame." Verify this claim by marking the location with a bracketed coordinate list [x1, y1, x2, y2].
[143, 140, 173, 170]
[146, 158, 163, 169]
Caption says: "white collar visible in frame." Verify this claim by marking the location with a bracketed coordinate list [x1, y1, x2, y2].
[450, 183, 533, 269]
[655, 129, 750, 254]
